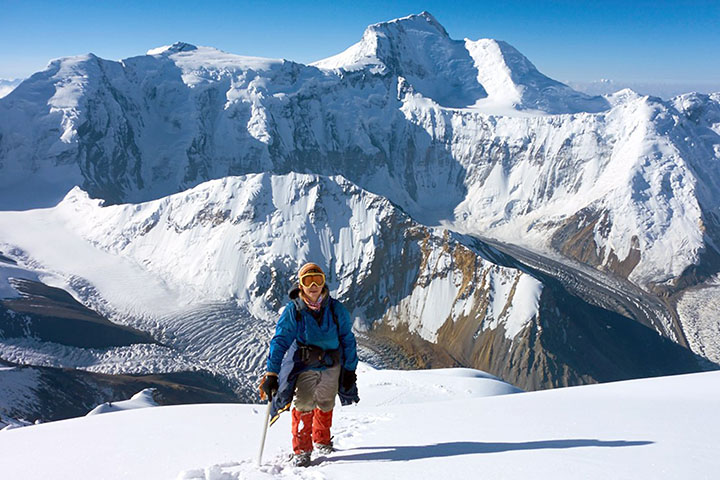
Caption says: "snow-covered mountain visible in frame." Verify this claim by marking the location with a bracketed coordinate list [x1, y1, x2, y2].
[1, 13, 718, 291]
[568, 78, 720, 100]
[1, 12, 719, 421]
[0, 173, 703, 414]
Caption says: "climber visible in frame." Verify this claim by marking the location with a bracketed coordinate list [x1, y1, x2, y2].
[259, 262, 359, 467]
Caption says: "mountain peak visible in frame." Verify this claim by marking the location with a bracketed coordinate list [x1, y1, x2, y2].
[367, 11, 449, 38]
[311, 13, 609, 113]
[313, 12, 455, 73]
[146, 42, 198, 56]
[313, 12, 486, 107]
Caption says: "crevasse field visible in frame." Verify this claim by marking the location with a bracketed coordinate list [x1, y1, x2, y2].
[1, 365, 718, 480]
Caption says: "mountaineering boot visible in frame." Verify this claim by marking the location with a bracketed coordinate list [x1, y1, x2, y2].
[312, 408, 334, 453]
[314, 440, 334, 455]
[291, 408, 314, 456]
[290, 451, 312, 467]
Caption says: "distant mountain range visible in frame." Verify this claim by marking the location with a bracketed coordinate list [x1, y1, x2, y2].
[568, 79, 720, 100]
[0, 79, 22, 99]
[1, 12, 718, 423]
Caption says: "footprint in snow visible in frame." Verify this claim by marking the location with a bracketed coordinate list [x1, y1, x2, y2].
[176, 411, 390, 479]
[177, 456, 328, 480]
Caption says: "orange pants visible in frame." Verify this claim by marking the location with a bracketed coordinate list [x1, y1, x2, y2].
[291, 407, 334, 454]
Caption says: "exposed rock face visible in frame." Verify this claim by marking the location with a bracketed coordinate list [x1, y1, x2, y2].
[551, 208, 642, 280]
[363, 227, 704, 391]
[1, 279, 156, 348]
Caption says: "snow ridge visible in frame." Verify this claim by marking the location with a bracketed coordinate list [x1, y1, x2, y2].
[465, 38, 610, 113]
[1, 173, 542, 391]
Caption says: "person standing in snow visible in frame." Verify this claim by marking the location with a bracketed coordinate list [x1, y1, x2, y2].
[259, 262, 359, 467]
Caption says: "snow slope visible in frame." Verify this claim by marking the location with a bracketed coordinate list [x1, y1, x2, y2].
[0, 173, 546, 392]
[86, 388, 159, 416]
[0, 367, 717, 480]
[464, 38, 609, 113]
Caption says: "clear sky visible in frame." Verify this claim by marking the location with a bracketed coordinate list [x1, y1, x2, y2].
[2, 0, 719, 85]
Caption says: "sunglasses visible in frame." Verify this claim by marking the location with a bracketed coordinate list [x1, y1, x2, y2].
[300, 272, 325, 288]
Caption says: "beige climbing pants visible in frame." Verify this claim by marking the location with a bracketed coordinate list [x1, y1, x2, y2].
[293, 363, 341, 412]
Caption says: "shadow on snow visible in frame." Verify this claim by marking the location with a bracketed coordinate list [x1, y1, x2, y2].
[328, 439, 654, 462]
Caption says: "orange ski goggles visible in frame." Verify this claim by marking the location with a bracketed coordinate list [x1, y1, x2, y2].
[299, 272, 325, 288]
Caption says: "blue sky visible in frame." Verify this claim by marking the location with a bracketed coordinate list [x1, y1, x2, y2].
[2, 0, 719, 84]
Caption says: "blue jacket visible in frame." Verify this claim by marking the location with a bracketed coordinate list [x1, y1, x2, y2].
[267, 287, 358, 374]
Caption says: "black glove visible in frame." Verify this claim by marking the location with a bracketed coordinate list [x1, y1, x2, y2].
[341, 369, 357, 390]
[259, 373, 278, 400]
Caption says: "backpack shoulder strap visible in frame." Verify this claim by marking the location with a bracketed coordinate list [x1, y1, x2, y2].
[294, 302, 302, 324]
[329, 298, 340, 330]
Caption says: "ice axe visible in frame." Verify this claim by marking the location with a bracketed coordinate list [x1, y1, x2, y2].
[257, 392, 273, 466]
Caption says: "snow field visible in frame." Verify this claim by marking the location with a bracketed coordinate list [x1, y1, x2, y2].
[0, 367, 718, 480]
[182, 370, 720, 480]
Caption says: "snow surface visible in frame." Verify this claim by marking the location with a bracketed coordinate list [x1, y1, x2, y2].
[86, 388, 159, 416]
[0, 366, 717, 480]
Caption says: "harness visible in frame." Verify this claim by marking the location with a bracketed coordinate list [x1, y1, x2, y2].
[295, 298, 341, 368]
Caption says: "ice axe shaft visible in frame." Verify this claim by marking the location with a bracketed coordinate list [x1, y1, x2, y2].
[257, 399, 272, 467]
